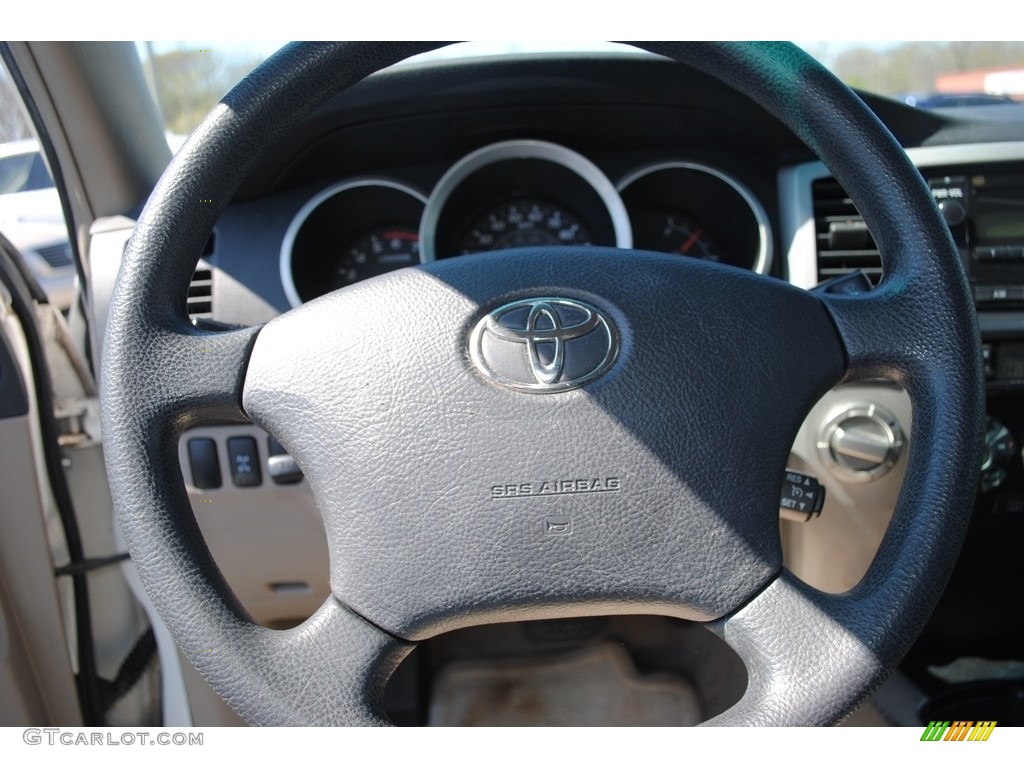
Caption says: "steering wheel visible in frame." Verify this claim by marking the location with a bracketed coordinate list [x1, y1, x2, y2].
[101, 42, 984, 726]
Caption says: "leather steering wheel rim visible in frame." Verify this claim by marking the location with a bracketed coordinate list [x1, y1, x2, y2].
[101, 42, 984, 726]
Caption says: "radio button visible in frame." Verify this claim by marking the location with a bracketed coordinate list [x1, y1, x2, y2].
[976, 245, 1024, 262]
[973, 246, 1000, 261]
[991, 245, 1017, 261]
[982, 344, 994, 379]
[974, 285, 1024, 303]
[1002, 245, 1024, 261]
[938, 198, 967, 226]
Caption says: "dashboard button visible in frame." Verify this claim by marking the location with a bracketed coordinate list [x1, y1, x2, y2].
[267, 436, 304, 485]
[982, 344, 994, 379]
[187, 438, 222, 489]
[975, 245, 1024, 262]
[227, 436, 262, 488]
[1003, 245, 1024, 261]
[973, 246, 999, 262]
[995, 493, 1024, 516]
[938, 198, 967, 226]
[991, 245, 1016, 262]
[974, 285, 1023, 303]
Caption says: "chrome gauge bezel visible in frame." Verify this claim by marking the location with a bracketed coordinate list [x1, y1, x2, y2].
[280, 178, 427, 309]
[616, 161, 773, 275]
[419, 140, 633, 262]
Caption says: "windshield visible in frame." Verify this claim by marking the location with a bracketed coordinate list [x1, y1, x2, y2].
[5, 41, 1021, 148]
[130, 42, 1024, 137]
[804, 41, 1024, 107]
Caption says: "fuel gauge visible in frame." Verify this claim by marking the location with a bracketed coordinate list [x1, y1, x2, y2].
[617, 162, 771, 273]
[631, 211, 723, 262]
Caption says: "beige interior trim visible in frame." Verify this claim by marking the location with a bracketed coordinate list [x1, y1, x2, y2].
[783, 382, 912, 593]
[0, 306, 81, 725]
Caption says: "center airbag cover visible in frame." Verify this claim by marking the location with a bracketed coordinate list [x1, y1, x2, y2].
[242, 247, 845, 640]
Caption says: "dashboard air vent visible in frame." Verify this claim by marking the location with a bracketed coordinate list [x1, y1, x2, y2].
[812, 178, 881, 285]
[187, 262, 213, 322]
[37, 242, 73, 269]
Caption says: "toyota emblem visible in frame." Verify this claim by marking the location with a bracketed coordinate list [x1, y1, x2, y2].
[469, 297, 619, 393]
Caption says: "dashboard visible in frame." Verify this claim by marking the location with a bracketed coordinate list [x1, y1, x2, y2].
[192, 55, 814, 328]
[85, 52, 1024, 723]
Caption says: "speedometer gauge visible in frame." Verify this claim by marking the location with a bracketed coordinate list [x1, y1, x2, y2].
[458, 200, 593, 254]
[421, 140, 631, 260]
[333, 227, 420, 288]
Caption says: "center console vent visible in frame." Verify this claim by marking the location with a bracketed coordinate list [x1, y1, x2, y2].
[812, 178, 882, 285]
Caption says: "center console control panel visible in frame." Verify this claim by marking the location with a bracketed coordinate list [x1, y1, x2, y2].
[926, 167, 1024, 500]
[929, 170, 1024, 306]
[924, 168, 1024, 393]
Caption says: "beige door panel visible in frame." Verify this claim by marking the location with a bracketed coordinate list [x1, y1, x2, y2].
[0, 304, 81, 725]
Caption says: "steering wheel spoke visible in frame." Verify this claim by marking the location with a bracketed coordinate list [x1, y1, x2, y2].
[819, 288, 909, 376]
[188, 597, 412, 726]
[704, 572, 886, 726]
[157, 325, 261, 423]
[816, 264, 977, 390]
[103, 300, 260, 426]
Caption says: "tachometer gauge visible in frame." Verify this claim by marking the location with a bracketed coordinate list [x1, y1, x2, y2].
[283, 179, 428, 306]
[458, 199, 594, 254]
[333, 227, 420, 287]
[630, 211, 724, 261]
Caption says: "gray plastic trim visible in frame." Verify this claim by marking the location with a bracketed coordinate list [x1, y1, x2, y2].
[617, 161, 773, 275]
[779, 141, 1024, 289]
[279, 178, 427, 309]
[87, 216, 138, 382]
[420, 139, 632, 262]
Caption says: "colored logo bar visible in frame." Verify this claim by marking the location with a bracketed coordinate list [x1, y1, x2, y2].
[920, 721, 997, 741]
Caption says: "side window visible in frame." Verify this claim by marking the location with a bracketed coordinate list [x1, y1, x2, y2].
[0, 145, 53, 193]
[0, 150, 34, 193]
[0, 59, 32, 142]
[26, 150, 55, 191]
[0, 60, 75, 310]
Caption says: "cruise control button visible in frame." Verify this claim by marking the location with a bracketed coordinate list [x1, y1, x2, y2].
[187, 438, 222, 489]
[227, 436, 262, 487]
[779, 470, 826, 522]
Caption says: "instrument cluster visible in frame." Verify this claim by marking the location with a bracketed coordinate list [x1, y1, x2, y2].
[283, 139, 771, 306]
